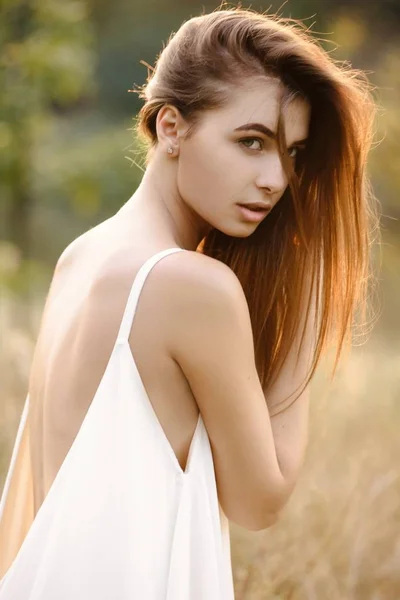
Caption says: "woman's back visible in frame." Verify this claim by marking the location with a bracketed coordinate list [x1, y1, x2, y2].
[28, 214, 200, 511]
[0, 214, 234, 598]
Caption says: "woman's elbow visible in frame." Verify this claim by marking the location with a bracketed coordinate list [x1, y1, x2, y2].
[230, 509, 282, 531]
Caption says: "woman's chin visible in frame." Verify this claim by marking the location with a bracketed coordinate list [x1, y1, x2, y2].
[218, 222, 260, 238]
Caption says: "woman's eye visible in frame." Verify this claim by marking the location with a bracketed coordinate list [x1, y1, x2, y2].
[239, 138, 302, 158]
[239, 137, 264, 151]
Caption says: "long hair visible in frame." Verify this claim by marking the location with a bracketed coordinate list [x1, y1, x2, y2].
[132, 7, 379, 410]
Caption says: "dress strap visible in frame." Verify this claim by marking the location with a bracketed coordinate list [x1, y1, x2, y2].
[116, 247, 185, 343]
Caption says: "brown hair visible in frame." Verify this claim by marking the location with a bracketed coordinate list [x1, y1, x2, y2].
[132, 6, 379, 411]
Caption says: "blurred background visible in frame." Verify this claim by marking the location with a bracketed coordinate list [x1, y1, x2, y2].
[0, 0, 399, 598]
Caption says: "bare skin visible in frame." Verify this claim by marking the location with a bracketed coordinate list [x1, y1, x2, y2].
[27, 77, 312, 529]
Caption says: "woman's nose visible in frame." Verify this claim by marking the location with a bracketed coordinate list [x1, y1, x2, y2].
[256, 152, 288, 195]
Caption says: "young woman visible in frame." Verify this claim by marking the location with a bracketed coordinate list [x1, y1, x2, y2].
[0, 7, 378, 599]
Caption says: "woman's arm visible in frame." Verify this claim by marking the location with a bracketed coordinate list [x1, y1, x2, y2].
[160, 251, 317, 530]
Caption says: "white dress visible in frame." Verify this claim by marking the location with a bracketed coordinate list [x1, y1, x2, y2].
[0, 247, 235, 599]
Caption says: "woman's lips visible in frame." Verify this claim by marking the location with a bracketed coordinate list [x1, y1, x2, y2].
[236, 203, 271, 223]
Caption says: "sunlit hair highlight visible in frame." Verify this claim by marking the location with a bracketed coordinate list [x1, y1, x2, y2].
[132, 7, 380, 413]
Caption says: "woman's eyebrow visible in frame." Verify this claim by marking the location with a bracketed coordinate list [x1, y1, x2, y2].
[234, 122, 277, 139]
[234, 122, 308, 146]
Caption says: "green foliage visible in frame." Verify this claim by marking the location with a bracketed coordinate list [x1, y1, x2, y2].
[1, 0, 95, 110]
[30, 113, 142, 261]
[0, 0, 96, 256]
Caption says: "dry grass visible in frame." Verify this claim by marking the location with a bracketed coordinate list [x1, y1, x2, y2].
[1, 293, 399, 599]
[232, 347, 400, 599]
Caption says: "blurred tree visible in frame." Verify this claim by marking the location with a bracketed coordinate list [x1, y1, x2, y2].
[0, 0, 96, 259]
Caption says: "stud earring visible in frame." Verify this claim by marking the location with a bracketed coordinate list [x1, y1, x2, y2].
[167, 147, 174, 155]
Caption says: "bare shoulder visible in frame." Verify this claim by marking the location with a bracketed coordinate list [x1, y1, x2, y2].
[155, 249, 247, 309]
[154, 249, 252, 364]
[55, 218, 113, 274]
[55, 232, 89, 274]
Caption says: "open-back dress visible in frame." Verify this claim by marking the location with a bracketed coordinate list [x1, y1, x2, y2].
[0, 247, 235, 599]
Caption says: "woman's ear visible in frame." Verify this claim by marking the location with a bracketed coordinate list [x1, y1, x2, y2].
[156, 104, 190, 154]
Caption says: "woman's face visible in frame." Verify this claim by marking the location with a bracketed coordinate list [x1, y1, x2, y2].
[176, 77, 310, 237]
